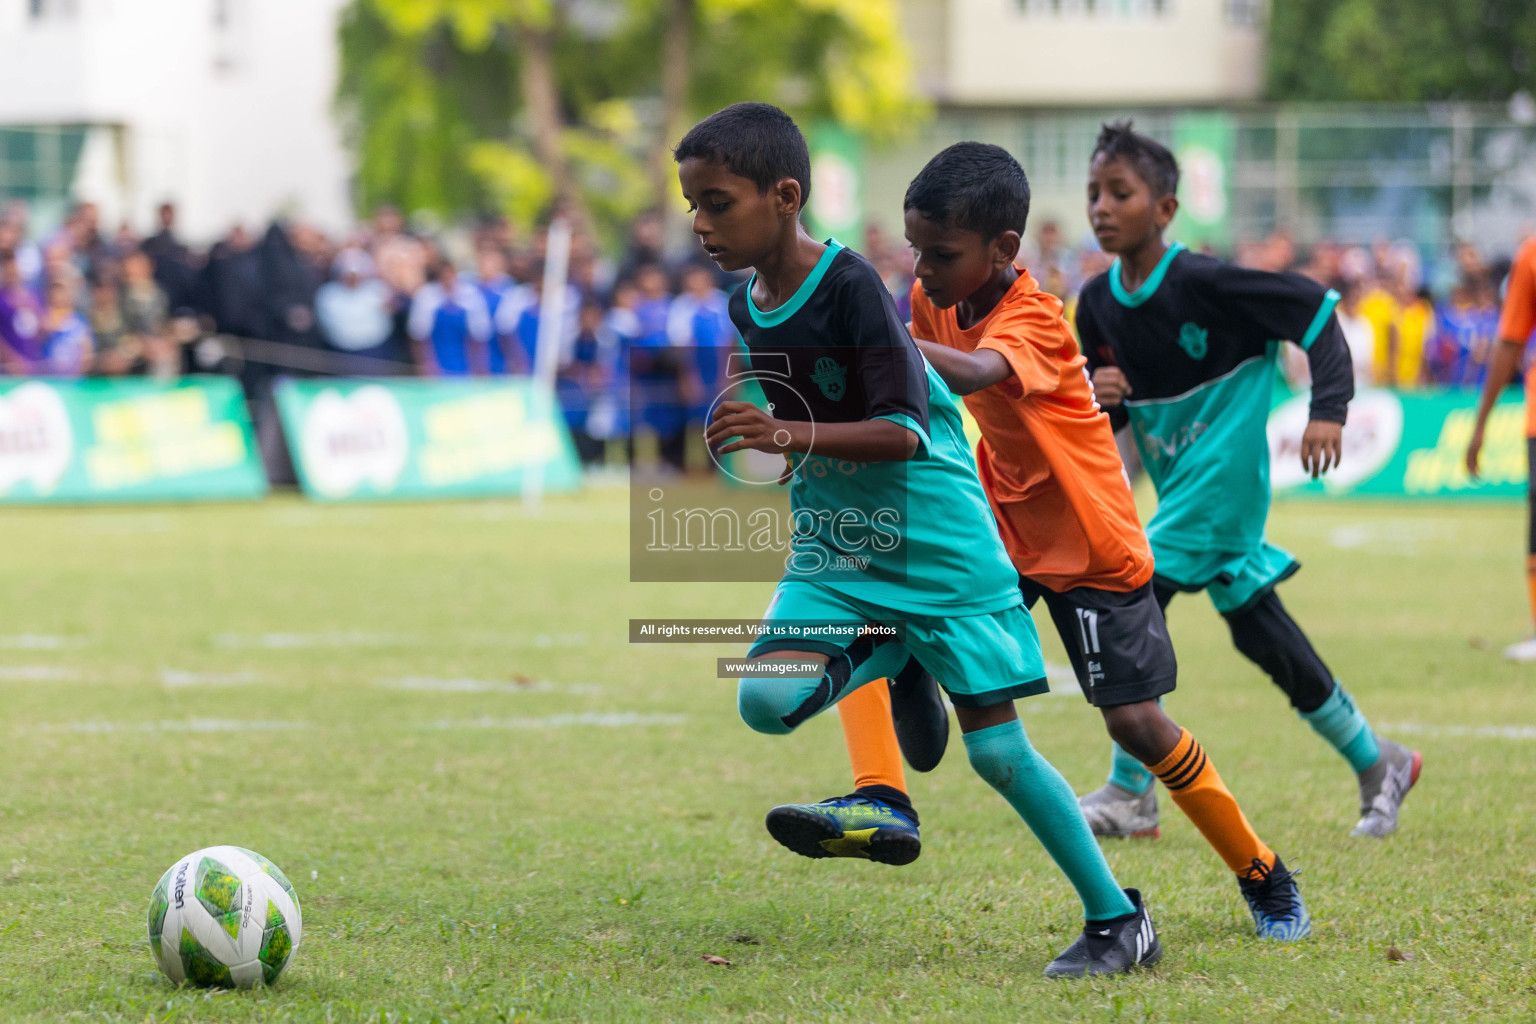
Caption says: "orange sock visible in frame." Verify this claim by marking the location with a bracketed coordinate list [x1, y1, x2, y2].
[1524, 556, 1536, 629]
[837, 680, 907, 794]
[1149, 728, 1274, 879]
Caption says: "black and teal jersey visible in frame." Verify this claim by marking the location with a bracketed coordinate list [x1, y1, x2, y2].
[1075, 243, 1354, 564]
[727, 240, 1021, 616]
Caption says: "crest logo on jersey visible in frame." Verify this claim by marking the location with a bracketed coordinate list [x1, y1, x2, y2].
[810, 357, 848, 400]
[1177, 322, 1209, 360]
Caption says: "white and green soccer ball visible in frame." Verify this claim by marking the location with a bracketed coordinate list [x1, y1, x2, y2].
[146, 846, 302, 988]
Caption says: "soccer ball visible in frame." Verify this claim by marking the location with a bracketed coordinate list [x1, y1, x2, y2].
[145, 846, 302, 988]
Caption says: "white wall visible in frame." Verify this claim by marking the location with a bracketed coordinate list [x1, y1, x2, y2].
[898, 0, 1264, 107]
[0, 0, 354, 242]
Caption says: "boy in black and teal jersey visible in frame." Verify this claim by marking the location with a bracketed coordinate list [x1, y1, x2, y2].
[676, 103, 1160, 978]
[1073, 121, 1422, 840]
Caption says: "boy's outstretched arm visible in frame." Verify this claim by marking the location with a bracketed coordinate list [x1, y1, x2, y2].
[914, 339, 1013, 396]
[706, 401, 919, 462]
[1298, 320, 1353, 479]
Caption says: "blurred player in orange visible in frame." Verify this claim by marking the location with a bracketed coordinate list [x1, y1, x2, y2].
[1466, 234, 1536, 660]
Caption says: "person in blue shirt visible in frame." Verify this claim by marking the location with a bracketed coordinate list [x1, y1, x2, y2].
[668, 263, 737, 453]
[630, 263, 688, 471]
[407, 260, 492, 376]
[471, 245, 517, 374]
[556, 299, 610, 465]
[39, 275, 93, 377]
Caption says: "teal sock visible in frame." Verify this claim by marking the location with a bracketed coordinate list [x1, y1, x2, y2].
[847, 641, 910, 695]
[1108, 740, 1154, 794]
[1299, 683, 1380, 773]
[963, 719, 1134, 922]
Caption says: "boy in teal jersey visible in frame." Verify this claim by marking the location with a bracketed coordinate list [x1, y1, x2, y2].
[1073, 121, 1421, 839]
[676, 102, 1160, 977]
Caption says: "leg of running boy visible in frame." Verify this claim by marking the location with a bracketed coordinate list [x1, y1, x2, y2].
[1019, 580, 1310, 940]
[1089, 573, 1421, 839]
[741, 586, 1160, 977]
[1221, 586, 1421, 838]
[743, 661, 1159, 976]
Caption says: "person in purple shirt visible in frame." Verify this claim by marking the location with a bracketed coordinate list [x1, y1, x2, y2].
[0, 248, 42, 372]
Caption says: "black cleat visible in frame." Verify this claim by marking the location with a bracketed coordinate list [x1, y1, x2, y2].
[888, 655, 948, 772]
[1044, 888, 1162, 978]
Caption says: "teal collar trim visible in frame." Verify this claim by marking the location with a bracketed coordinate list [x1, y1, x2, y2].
[747, 239, 843, 328]
[1298, 289, 1341, 351]
[1110, 242, 1186, 308]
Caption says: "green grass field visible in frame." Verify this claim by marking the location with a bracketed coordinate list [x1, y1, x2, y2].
[2, 489, 1535, 1022]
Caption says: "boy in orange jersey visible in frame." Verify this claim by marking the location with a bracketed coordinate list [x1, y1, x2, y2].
[1466, 233, 1536, 659]
[764, 143, 1309, 939]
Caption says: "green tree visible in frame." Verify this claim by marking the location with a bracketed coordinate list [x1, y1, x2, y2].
[1267, 0, 1536, 102]
[335, 0, 922, 239]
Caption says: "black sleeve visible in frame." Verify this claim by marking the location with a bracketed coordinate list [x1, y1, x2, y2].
[1073, 294, 1129, 431]
[837, 262, 931, 449]
[1302, 318, 1353, 424]
[1198, 261, 1343, 356]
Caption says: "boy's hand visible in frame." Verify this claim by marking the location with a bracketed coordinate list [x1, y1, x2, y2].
[1465, 424, 1485, 479]
[706, 401, 793, 455]
[1300, 420, 1343, 479]
[1091, 367, 1132, 407]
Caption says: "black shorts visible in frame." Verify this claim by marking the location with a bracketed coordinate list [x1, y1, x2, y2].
[1018, 576, 1178, 708]
[1527, 438, 1536, 558]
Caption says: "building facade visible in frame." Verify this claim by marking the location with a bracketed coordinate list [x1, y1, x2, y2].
[0, 0, 353, 241]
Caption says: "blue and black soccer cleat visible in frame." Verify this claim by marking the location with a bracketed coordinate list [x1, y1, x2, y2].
[765, 793, 922, 865]
[1238, 856, 1312, 941]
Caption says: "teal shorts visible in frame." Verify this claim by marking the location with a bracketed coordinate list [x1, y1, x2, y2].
[746, 580, 1048, 709]
[1151, 540, 1300, 615]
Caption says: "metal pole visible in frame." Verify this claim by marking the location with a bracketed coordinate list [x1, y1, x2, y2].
[523, 216, 572, 512]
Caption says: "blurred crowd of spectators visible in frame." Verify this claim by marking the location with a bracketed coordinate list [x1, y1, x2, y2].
[0, 202, 745, 472]
[1030, 223, 1525, 392]
[0, 198, 1529, 468]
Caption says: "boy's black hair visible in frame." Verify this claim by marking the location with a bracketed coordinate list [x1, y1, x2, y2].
[673, 102, 812, 205]
[1092, 120, 1180, 198]
[903, 142, 1030, 241]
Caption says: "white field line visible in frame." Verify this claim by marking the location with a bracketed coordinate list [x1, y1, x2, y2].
[213, 632, 417, 649]
[212, 631, 592, 649]
[161, 669, 263, 688]
[424, 712, 686, 730]
[0, 666, 80, 681]
[1380, 721, 1536, 741]
[378, 677, 603, 696]
[25, 719, 310, 736]
[0, 635, 91, 650]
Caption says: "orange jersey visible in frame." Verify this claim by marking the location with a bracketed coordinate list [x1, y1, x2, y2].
[910, 272, 1153, 593]
[1504, 239, 1536, 436]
